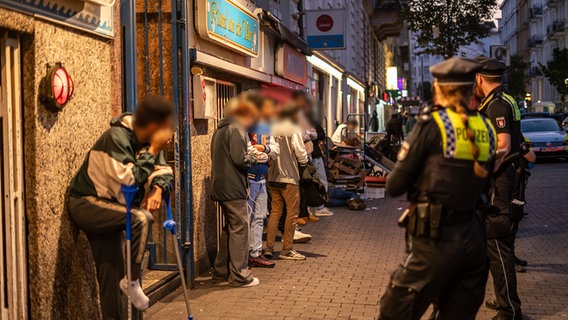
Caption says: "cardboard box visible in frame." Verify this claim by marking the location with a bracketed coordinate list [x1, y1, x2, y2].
[365, 187, 385, 199]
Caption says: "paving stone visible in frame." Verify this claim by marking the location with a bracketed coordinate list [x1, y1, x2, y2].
[145, 161, 568, 320]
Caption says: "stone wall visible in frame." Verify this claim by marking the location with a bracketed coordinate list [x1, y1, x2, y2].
[0, 6, 122, 320]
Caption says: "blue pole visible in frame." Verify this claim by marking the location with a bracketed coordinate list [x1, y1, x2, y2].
[120, 0, 138, 112]
[121, 184, 139, 320]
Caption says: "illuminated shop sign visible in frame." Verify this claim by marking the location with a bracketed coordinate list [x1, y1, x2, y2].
[197, 0, 259, 57]
[275, 44, 307, 84]
[386, 67, 398, 90]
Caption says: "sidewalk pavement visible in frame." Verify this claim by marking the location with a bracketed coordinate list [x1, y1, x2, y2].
[145, 161, 568, 320]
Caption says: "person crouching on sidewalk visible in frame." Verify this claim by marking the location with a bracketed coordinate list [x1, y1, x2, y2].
[68, 95, 174, 319]
[211, 94, 260, 287]
[245, 92, 280, 268]
[265, 104, 309, 260]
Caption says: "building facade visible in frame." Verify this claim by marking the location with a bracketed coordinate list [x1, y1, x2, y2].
[0, 1, 123, 319]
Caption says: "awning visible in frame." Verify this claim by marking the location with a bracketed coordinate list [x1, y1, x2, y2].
[259, 10, 312, 56]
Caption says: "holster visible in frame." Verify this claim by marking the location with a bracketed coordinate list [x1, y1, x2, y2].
[400, 203, 443, 241]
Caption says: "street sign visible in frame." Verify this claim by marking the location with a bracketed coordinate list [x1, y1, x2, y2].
[305, 9, 346, 49]
[490, 45, 510, 66]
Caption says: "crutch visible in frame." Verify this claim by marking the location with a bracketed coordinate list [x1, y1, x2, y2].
[121, 184, 139, 320]
[163, 193, 193, 320]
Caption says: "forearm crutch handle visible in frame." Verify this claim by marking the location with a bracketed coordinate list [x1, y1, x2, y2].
[121, 184, 139, 320]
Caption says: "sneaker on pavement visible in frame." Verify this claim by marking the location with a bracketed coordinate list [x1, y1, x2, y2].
[293, 230, 312, 243]
[312, 207, 334, 217]
[279, 249, 306, 260]
[241, 277, 260, 287]
[515, 256, 528, 266]
[249, 255, 276, 268]
[297, 217, 308, 226]
[308, 214, 320, 222]
[120, 277, 150, 311]
[515, 265, 526, 273]
[264, 250, 274, 259]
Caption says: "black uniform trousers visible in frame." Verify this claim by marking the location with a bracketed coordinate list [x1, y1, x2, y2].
[379, 216, 488, 320]
[486, 166, 522, 320]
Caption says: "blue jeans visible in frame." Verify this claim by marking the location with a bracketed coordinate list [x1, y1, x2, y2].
[248, 179, 267, 257]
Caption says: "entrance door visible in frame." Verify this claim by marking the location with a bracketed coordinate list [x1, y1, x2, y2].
[0, 32, 27, 320]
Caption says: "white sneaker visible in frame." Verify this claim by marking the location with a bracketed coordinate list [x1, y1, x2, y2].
[293, 230, 312, 243]
[279, 249, 306, 260]
[120, 277, 150, 311]
[313, 207, 334, 217]
[241, 277, 260, 287]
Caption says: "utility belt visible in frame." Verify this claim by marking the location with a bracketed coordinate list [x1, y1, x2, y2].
[398, 203, 474, 240]
[248, 174, 267, 182]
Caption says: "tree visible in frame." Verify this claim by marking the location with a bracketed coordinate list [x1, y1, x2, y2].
[506, 55, 529, 101]
[404, 0, 497, 58]
[540, 48, 568, 103]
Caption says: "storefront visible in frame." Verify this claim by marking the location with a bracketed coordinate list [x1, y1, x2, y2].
[191, 0, 310, 276]
[307, 52, 344, 134]
[0, 0, 121, 319]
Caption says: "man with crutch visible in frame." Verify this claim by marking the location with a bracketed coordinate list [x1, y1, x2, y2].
[68, 95, 174, 320]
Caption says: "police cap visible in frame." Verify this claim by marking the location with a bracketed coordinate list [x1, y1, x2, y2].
[429, 57, 481, 86]
[478, 59, 506, 77]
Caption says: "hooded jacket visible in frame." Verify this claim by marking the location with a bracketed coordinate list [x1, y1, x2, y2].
[70, 113, 173, 206]
[268, 119, 309, 185]
[210, 117, 257, 201]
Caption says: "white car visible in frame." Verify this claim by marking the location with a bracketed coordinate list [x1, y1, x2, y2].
[521, 118, 568, 158]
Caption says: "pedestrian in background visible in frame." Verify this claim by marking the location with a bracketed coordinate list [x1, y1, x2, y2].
[369, 110, 379, 132]
[265, 103, 309, 260]
[379, 57, 497, 320]
[210, 95, 260, 287]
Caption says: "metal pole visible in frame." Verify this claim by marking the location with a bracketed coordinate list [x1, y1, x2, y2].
[120, 0, 138, 111]
[121, 184, 139, 320]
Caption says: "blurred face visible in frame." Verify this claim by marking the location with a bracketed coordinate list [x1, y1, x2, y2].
[261, 100, 276, 120]
[136, 116, 174, 143]
[295, 96, 311, 114]
[235, 112, 259, 130]
[347, 123, 357, 131]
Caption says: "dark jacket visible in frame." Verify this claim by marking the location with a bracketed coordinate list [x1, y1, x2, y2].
[311, 123, 326, 159]
[210, 117, 256, 201]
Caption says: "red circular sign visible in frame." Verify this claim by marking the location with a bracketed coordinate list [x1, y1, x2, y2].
[316, 15, 334, 32]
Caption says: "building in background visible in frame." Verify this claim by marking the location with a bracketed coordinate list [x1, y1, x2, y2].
[502, 0, 568, 106]
[409, 21, 501, 99]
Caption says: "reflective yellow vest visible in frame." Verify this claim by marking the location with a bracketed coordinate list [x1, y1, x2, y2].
[432, 108, 497, 162]
[479, 91, 521, 121]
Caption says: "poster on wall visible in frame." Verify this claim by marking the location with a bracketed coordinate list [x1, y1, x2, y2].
[196, 0, 259, 57]
[490, 45, 510, 66]
[305, 9, 346, 49]
[0, 0, 114, 38]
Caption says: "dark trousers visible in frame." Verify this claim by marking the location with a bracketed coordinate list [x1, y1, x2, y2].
[486, 166, 522, 319]
[213, 199, 254, 286]
[68, 196, 153, 320]
[379, 217, 488, 320]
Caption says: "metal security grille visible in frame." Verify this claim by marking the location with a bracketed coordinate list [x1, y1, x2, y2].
[0, 32, 27, 320]
[215, 81, 237, 248]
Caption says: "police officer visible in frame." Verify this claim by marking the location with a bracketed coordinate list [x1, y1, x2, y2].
[475, 59, 523, 320]
[379, 57, 497, 320]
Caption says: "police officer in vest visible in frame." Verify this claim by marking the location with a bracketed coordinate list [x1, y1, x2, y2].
[379, 57, 497, 320]
[475, 59, 523, 320]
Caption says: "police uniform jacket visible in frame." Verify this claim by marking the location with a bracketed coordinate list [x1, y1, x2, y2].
[386, 107, 497, 215]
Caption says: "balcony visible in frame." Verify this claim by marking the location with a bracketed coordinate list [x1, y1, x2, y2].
[528, 35, 544, 48]
[371, 0, 405, 40]
[547, 20, 566, 39]
[529, 5, 543, 19]
[528, 66, 543, 77]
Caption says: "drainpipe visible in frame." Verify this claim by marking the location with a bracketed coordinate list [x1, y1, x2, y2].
[121, 0, 137, 111]
[172, 0, 195, 286]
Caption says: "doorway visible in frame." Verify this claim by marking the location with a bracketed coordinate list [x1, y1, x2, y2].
[0, 32, 28, 320]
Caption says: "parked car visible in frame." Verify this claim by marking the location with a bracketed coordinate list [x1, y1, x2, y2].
[520, 112, 552, 119]
[563, 116, 568, 131]
[521, 118, 568, 159]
